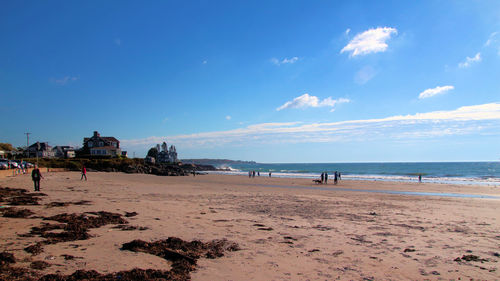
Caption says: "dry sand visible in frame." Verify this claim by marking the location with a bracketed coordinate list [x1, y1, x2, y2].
[1, 171, 499, 280]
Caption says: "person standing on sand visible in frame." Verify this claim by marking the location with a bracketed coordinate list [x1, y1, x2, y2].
[418, 174, 422, 183]
[320, 172, 324, 184]
[269, 171, 272, 177]
[334, 171, 338, 185]
[81, 165, 87, 181]
[324, 172, 328, 184]
[31, 165, 43, 191]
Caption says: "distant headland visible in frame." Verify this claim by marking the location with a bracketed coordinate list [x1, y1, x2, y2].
[181, 159, 257, 166]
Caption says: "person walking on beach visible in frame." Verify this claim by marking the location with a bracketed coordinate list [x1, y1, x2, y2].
[324, 172, 328, 184]
[31, 165, 43, 191]
[334, 171, 338, 185]
[338, 172, 341, 181]
[320, 172, 324, 184]
[269, 171, 272, 177]
[81, 165, 87, 181]
[418, 174, 422, 183]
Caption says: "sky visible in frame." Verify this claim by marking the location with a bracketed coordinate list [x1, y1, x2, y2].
[1, 1, 500, 162]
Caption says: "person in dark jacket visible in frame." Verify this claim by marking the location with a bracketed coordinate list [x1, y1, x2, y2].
[31, 165, 43, 191]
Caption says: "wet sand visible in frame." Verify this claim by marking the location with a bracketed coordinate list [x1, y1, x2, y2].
[1, 171, 499, 280]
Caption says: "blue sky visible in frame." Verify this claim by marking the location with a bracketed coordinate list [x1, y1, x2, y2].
[1, 1, 500, 162]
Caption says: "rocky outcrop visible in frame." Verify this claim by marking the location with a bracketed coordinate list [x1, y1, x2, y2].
[85, 162, 216, 176]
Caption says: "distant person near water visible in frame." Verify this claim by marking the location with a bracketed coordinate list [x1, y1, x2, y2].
[257, 171, 260, 177]
[418, 174, 422, 183]
[81, 165, 87, 181]
[321, 172, 324, 183]
[334, 171, 338, 185]
[338, 172, 341, 180]
[252, 171, 256, 178]
[31, 165, 43, 191]
[269, 172, 272, 177]
[324, 172, 328, 184]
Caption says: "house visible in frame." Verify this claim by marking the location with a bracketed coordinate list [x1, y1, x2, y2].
[53, 146, 76, 158]
[83, 131, 122, 157]
[151, 141, 178, 163]
[28, 142, 55, 158]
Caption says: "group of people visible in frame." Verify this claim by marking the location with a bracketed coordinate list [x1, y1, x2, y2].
[248, 170, 260, 178]
[320, 171, 341, 185]
[30, 164, 87, 192]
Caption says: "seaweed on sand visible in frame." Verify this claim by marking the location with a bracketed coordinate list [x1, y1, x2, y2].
[23, 211, 129, 255]
[121, 237, 240, 279]
[1, 207, 34, 218]
[31, 238, 240, 281]
[0, 252, 35, 281]
[0, 187, 46, 206]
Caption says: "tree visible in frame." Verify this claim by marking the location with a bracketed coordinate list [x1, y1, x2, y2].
[0, 143, 16, 151]
[147, 147, 158, 159]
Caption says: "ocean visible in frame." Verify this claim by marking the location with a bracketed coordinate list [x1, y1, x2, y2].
[207, 162, 500, 186]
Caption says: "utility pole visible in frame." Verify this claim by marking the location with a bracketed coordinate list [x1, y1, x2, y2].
[25, 132, 31, 157]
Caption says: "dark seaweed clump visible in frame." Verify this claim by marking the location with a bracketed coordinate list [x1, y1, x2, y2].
[121, 237, 240, 280]
[0, 187, 46, 206]
[1, 207, 34, 218]
[45, 200, 92, 208]
[0, 252, 35, 281]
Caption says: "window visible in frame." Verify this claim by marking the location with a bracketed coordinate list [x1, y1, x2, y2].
[88, 141, 93, 147]
[99, 141, 104, 147]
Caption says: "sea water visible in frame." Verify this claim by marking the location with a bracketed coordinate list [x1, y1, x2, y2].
[208, 162, 500, 186]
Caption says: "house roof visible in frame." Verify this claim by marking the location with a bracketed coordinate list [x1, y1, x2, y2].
[29, 142, 51, 150]
[84, 137, 119, 143]
[102, 137, 119, 142]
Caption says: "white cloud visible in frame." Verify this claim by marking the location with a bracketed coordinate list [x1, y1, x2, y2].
[225, 115, 231, 120]
[345, 28, 351, 35]
[50, 76, 79, 85]
[276, 94, 350, 112]
[341, 27, 397, 57]
[458, 52, 481, 68]
[418, 85, 454, 99]
[122, 102, 500, 148]
[484, 32, 498, 47]
[271, 57, 299, 65]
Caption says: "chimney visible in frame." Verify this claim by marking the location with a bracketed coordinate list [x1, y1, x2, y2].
[93, 131, 100, 137]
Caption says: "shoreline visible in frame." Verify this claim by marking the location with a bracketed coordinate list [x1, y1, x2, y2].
[208, 170, 500, 187]
[1, 172, 499, 280]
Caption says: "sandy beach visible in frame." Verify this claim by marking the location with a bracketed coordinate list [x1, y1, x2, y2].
[1, 171, 499, 280]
